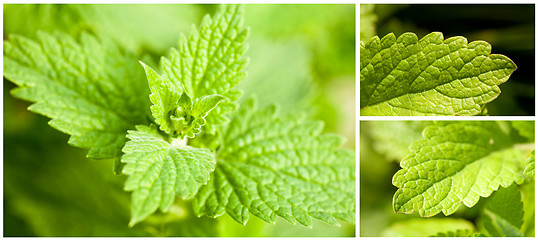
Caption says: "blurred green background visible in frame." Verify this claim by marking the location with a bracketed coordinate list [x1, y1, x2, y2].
[4, 4, 355, 237]
[360, 4, 535, 116]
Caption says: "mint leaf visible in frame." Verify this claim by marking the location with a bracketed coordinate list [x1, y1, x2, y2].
[140, 61, 182, 135]
[477, 184, 524, 237]
[193, 99, 355, 227]
[393, 121, 527, 217]
[156, 4, 249, 134]
[172, 94, 226, 139]
[360, 32, 516, 116]
[141, 61, 226, 138]
[524, 150, 535, 178]
[121, 125, 216, 226]
[3, 32, 150, 173]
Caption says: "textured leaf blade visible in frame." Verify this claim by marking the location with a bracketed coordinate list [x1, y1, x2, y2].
[159, 4, 249, 134]
[121, 125, 216, 226]
[4, 32, 150, 172]
[360, 32, 516, 116]
[177, 94, 227, 138]
[193, 99, 355, 227]
[393, 121, 527, 217]
[193, 94, 227, 118]
[140, 61, 182, 135]
[141, 62, 226, 139]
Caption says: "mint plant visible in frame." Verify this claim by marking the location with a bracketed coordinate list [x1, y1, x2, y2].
[360, 32, 517, 116]
[393, 121, 532, 217]
[362, 120, 534, 237]
[3, 4, 355, 229]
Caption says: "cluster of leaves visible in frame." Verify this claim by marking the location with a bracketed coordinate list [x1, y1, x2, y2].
[360, 5, 534, 237]
[361, 121, 535, 237]
[360, 6, 533, 237]
[4, 4, 355, 233]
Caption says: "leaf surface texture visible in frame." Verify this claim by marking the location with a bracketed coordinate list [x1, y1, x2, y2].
[140, 5, 249, 136]
[393, 121, 527, 217]
[121, 125, 216, 226]
[360, 32, 516, 116]
[3, 32, 150, 172]
[193, 99, 355, 227]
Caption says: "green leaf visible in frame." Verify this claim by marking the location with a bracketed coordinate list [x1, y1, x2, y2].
[360, 32, 517, 116]
[393, 121, 527, 217]
[3, 32, 150, 173]
[477, 184, 524, 237]
[380, 218, 475, 237]
[158, 4, 249, 134]
[141, 61, 182, 135]
[193, 99, 355, 227]
[121, 125, 216, 226]
[141, 60, 226, 138]
[524, 150, 535, 178]
[173, 94, 226, 139]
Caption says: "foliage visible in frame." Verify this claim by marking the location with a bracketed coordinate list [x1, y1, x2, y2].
[193, 99, 355, 227]
[360, 4, 534, 237]
[393, 121, 530, 217]
[4, 4, 355, 237]
[360, 4, 534, 116]
[360, 32, 516, 116]
[4, 31, 150, 173]
[361, 120, 535, 237]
